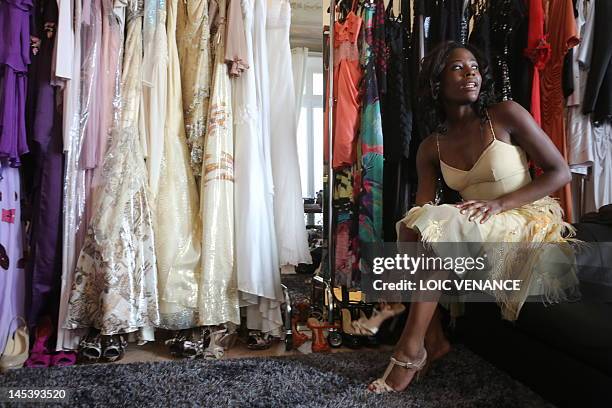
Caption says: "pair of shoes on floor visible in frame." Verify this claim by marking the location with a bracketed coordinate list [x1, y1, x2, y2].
[1, 316, 29, 370]
[25, 317, 77, 368]
[167, 327, 234, 359]
[79, 332, 126, 363]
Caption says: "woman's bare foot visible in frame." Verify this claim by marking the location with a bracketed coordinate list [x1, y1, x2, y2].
[367, 346, 426, 393]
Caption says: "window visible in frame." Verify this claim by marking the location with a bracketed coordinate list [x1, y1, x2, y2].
[297, 54, 324, 200]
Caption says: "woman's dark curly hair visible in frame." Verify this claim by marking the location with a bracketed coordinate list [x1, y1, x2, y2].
[417, 41, 496, 135]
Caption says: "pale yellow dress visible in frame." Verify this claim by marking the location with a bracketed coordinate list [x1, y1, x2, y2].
[177, 0, 211, 179]
[398, 117, 579, 320]
[154, 0, 203, 329]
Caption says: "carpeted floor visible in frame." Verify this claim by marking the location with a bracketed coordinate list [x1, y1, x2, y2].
[1, 345, 553, 408]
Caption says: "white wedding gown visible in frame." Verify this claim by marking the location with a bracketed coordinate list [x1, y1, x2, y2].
[235, 0, 283, 333]
[266, 0, 311, 268]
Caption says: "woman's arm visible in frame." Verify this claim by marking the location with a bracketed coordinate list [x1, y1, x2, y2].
[458, 100, 572, 223]
[414, 136, 441, 206]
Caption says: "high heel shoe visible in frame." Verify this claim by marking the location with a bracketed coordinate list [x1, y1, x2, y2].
[306, 317, 338, 353]
[25, 317, 54, 367]
[204, 328, 226, 359]
[291, 316, 309, 349]
[352, 303, 406, 336]
[367, 349, 427, 394]
[0, 317, 29, 370]
[101, 335, 127, 362]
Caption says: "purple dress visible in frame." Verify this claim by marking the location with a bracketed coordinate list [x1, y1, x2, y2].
[26, 0, 64, 327]
[0, 164, 25, 353]
[0, 0, 32, 166]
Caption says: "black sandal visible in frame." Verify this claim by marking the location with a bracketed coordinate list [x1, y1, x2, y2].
[247, 331, 272, 350]
[165, 330, 189, 357]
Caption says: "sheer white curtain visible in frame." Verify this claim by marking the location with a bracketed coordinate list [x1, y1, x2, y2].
[291, 47, 309, 123]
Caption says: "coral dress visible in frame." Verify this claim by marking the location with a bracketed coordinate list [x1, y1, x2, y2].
[324, 4, 363, 169]
[398, 115, 578, 320]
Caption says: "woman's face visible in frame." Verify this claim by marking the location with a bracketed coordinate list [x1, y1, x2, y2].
[440, 47, 482, 105]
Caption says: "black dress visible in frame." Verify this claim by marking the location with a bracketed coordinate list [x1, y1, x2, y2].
[381, 0, 415, 241]
[583, 0, 612, 122]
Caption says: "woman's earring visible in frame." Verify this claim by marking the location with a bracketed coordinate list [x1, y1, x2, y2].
[431, 83, 440, 99]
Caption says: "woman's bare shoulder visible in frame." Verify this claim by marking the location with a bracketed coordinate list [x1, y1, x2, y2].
[487, 100, 531, 129]
[416, 134, 439, 164]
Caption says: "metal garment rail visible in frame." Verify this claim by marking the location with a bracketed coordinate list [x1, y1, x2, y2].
[325, 0, 336, 324]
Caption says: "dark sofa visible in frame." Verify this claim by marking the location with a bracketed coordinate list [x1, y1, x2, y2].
[455, 221, 612, 408]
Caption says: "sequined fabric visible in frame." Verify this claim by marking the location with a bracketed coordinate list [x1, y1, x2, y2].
[177, 0, 211, 179]
[64, 1, 161, 335]
[154, 0, 203, 330]
[197, 0, 240, 326]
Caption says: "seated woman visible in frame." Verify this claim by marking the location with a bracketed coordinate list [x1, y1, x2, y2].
[368, 41, 577, 394]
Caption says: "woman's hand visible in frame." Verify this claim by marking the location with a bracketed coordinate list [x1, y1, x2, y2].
[456, 199, 506, 224]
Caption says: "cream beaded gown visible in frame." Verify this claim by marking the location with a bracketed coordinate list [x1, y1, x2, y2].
[197, 0, 240, 326]
[177, 0, 211, 179]
[154, 0, 203, 329]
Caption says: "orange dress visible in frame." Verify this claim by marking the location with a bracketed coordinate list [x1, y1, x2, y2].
[540, 0, 579, 220]
[324, 7, 363, 169]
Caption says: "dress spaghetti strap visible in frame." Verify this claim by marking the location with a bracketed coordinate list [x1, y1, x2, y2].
[485, 108, 497, 141]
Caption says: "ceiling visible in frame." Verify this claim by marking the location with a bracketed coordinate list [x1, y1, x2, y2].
[289, 0, 323, 52]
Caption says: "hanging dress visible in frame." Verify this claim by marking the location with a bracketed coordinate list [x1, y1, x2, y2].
[324, 1, 362, 170]
[0, 165, 25, 354]
[197, 0, 240, 326]
[56, 0, 93, 351]
[328, 3, 363, 287]
[540, 0, 578, 221]
[64, 0, 160, 336]
[234, 0, 283, 334]
[177, 0, 211, 179]
[142, 0, 167, 200]
[266, 0, 311, 268]
[359, 1, 384, 246]
[26, 0, 65, 325]
[0, 0, 31, 166]
[154, 0, 202, 330]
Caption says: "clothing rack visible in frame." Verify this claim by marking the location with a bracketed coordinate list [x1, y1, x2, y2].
[325, 0, 337, 325]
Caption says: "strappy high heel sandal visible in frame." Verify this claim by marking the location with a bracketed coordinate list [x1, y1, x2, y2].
[165, 330, 188, 357]
[352, 303, 406, 336]
[204, 328, 227, 359]
[182, 328, 209, 359]
[368, 349, 427, 394]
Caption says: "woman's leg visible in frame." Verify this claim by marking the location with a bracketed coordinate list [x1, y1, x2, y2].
[368, 301, 439, 391]
[424, 307, 451, 361]
[370, 224, 448, 391]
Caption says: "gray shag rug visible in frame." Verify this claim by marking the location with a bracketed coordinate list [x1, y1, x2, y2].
[1, 345, 553, 408]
